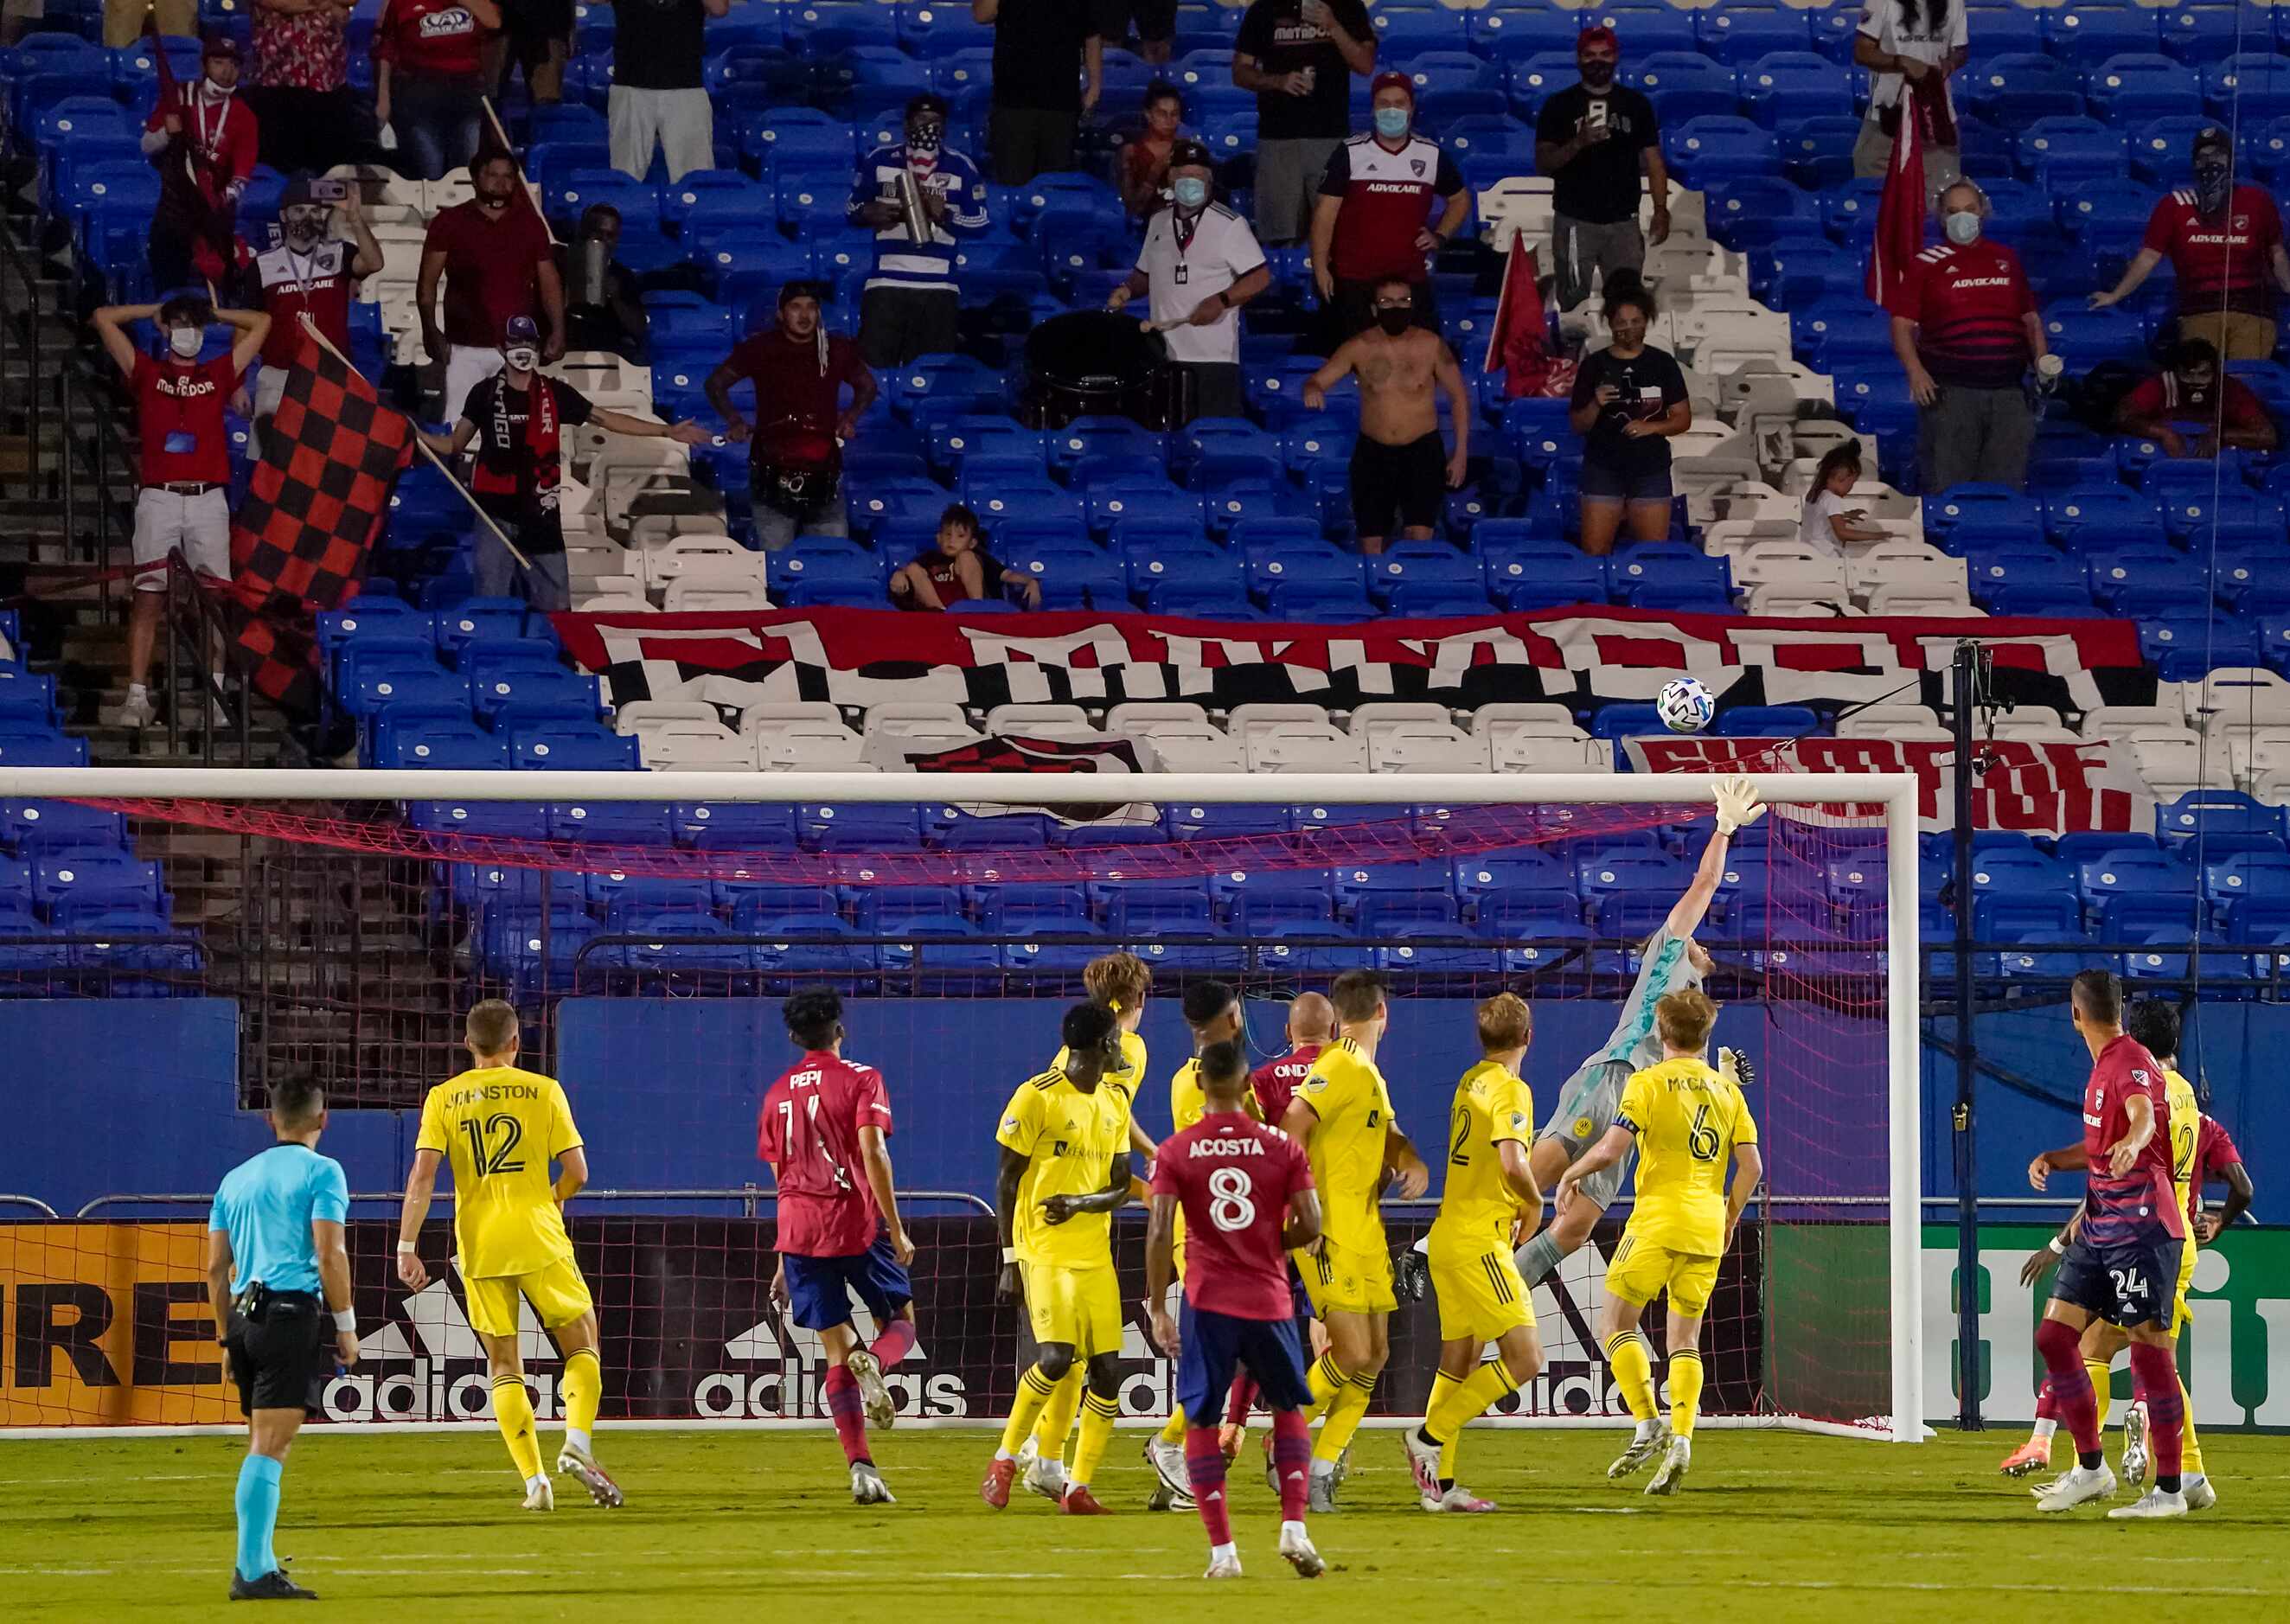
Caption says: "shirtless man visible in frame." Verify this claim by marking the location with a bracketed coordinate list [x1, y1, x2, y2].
[1302, 276, 1468, 554]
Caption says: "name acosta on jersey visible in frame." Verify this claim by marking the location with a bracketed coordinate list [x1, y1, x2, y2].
[1188, 1137, 1267, 1158]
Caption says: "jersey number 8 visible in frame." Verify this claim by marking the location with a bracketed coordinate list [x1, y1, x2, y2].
[1208, 1167, 1257, 1232]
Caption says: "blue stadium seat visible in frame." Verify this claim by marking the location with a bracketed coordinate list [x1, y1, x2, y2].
[477, 903, 601, 995]
[1610, 547, 1730, 611]
[2159, 790, 2288, 854]
[475, 667, 603, 727]
[33, 850, 166, 924]
[592, 911, 757, 980]
[1737, 51, 1852, 129]
[1968, 549, 2095, 616]
[2076, 847, 2201, 937]
[1697, 6, 1810, 67]
[2206, 54, 2290, 123]
[546, 802, 676, 845]
[1967, 54, 2086, 130]
[1666, 116, 1778, 188]
[2088, 543, 2212, 615]
[2083, 54, 2202, 127]
[3, 801, 126, 854]
[2045, 8, 2161, 64]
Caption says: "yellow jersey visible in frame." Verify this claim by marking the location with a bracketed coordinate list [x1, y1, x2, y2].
[1430, 1059, 1535, 1244]
[1295, 1038, 1398, 1252]
[1054, 1026, 1148, 1112]
[2165, 1066, 2201, 1216]
[1616, 1056, 1757, 1256]
[414, 1065, 584, 1277]
[996, 1066, 1133, 1269]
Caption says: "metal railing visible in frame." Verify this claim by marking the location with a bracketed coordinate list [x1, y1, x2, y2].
[70, 1186, 995, 1220]
[0, 1194, 59, 1218]
[158, 551, 253, 765]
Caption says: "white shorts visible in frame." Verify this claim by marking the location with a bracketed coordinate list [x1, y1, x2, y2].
[607, 86, 714, 185]
[132, 487, 232, 592]
[444, 343, 506, 422]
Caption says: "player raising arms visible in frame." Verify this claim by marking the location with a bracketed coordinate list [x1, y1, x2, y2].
[2020, 970, 2190, 1518]
[1145, 980, 1247, 1510]
[1556, 988, 1761, 1495]
[983, 1002, 1135, 1515]
[2004, 997, 2249, 1508]
[1402, 994, 1544, 1513]
[397, 1001, 618, 1511]
[1280, 969, 1431, 1512]
[758, 990, 920, 1507]
[1147, 1039, 1327, 1580]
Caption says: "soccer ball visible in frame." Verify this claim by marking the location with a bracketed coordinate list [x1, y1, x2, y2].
[1656, 677, 1716, 733]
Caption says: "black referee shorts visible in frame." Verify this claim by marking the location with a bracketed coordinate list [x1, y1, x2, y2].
[226, 1293, 329, 1417]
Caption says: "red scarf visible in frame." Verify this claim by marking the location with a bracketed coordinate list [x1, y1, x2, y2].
[471, 373, 560, 504]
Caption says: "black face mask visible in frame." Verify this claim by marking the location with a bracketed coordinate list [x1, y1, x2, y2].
[1583, 64, 1615, 88]
[1375, 308, 1412, 336]
[2194, 161, 2231, 214]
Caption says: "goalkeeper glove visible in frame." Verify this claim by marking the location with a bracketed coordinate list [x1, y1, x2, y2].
[1718, 1046, 1756, 1092]
[1713, 775, 1766, 835]
[1392, 1243, 1430, 1304]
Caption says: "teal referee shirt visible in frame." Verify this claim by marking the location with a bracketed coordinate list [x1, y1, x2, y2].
[208, 1144, 349, 1295]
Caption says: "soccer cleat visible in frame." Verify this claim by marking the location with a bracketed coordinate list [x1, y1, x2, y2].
[1334, 1445, 1352, 1487]
[229, 1568, 318, 1601]
[980, 1457, 1017, 1510]
[2035, 1461, 2117, 1512]
[1998, 1436, 2054, 1477]
[1022, 1451, 1068, 1504]
[1205, 1552, 1244, 1579]
[850, 1462, 896, 1506]
[1279, 1525, 1325, 1578]
[1608, 1418, 1673, 1480]
[1061, 1484, 1112, 1516]
[2119, 1399, 2149, 1487]
[1645, 1436, 1692, 1496]
[1307, 1471, 1338, 1514]
[846, 1349, 897, 1430]
[2107, 1487, 2188, 1520]
[1148, 1435, 1192, 1501]
[1431, 1485, 1498, 1513]
[1399, 1428, 1442, 1502]
[1393, 1244, 1430, 1303]
[556, 1442, 624, 1509]
[2184, 1474, 2217, 1511]
[521, 1476, 555, 1512]
[1219, 1423, 1246, 1464]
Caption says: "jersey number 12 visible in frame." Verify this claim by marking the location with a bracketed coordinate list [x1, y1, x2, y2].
[459, 1114, 526, 1177]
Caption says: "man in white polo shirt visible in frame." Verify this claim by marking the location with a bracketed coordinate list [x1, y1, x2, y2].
[1106, 140, 1271, 424]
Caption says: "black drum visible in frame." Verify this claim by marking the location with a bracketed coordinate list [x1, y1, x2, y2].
[1020, 310, 1166, 429]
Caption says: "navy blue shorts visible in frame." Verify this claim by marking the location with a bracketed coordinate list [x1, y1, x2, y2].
[783, 1238, 913, 1333]
[1175, 1303, 1313, 1427]
[1578, 455, 1673, 504]
[2053, 1229, 2178, 1328]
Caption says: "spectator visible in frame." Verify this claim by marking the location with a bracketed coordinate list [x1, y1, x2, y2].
[1106, 139, 1270, 425]
[419, 148, 566, 416]
[90, 296, 271, 729]
[421, 316, 708, 608]
[1311, 74, 1469, 338]
[104, 0, 194, 48]
[2114, 339, 2280, 457]
[559, 205, 650, 361]
[143, 35, 259, 297]
[1568, 277, 1689, 556]
[606, 0, 727, 185]
[243, 0, 361, 177]
[1301, 275, 1469, 554]
[249, 179, 384, 423]
[2090, 127, 2290, 362]
[1118, 80, 1187, 220]
[1799, 444, 1889, 550]
[1233, 0, 1374, 249]
[373, 0, 498, 183]
[493, 0, 568, 108]
[1852, 0, 1966, 202]
[849, 94, 990, 368]
[974, 0, 1101, 187]
[1097, 0, 1174, 66]
[1533, 27, 1670, 312]
[891, 503, 1041, 611]
[1885, 179, 2047, 493]
[705, 282, 878, 549]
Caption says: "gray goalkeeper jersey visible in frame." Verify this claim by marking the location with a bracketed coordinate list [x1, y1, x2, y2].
[1537, 925, 1703, 1198]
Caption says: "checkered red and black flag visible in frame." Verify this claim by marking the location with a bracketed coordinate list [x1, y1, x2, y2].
[220, 337, 414, 715]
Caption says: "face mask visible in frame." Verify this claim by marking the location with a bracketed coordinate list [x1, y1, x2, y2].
[503, 347, 538, 372]
[1373, 106, 1410, 139]
[1944, 211, 1980, 246]
[1374, 307, 1412, 336]
[1583, 62, 1615, 87]
[202, 75, 232, 99]
[1172, 176, 1208, 209]
[908, 125, 943, 154]
[285, 211, 323, 245]
[2194, 161, 2231, 213]
[169, 326, 202, 359]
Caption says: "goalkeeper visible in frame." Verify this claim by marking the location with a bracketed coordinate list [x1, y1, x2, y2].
[1401, 777, 1765, 1301]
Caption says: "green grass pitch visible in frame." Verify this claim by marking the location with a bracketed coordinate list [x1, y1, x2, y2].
[3, 1428, 2287, 1621]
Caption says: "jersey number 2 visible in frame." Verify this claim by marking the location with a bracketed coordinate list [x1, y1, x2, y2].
[459, 1114, 526, 1177]
[1449, 1104, 1472, 1167]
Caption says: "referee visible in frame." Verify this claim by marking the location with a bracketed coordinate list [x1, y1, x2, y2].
[205, 1073, 359, 1602]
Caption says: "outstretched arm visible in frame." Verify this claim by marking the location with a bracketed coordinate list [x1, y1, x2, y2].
[1665, 776, 1763, 937]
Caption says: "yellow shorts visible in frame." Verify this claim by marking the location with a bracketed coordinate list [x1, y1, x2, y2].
[1605, 1233, 1719, 1317]
[463, 1256, 594, 1339]
[1295, 1235, 1397, 1318]
[2172, 1234, 2198, 1337]
[1020, 1260, 1123, 1357]
[1427, 1228, 1535, 1344]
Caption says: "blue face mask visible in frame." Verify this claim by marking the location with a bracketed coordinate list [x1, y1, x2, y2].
[1374, 106, 1410, 139]
[1172, 176, 1208, 209]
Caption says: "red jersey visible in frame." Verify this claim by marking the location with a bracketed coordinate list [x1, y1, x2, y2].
[2120, 370, 2269, 432]
[2142, 184, 2282, 321]
[757, 1050, 894, 1257]
[2187, 1115, 2242, 1225]
[422, 198, 553, 348]
[131, 352, 238, 487]
[254, 240, 356, 369]
[1884, 240, 2036, 390]
[2081, 1033, 2184, 1247]
[1151, 1109, 1314, 1320]
[143, 86, 259, 234]
[374, 0, 490, 79]
[720, 329, 870, 465]
[1316, 133, 1465, 285]
[1249, 1042, 1324, 1128]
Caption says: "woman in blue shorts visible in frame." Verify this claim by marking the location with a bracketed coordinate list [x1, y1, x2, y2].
[1568, 275, 1692, 557]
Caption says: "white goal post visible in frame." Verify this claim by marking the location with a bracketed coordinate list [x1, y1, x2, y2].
[0, 767, 1924, 1442]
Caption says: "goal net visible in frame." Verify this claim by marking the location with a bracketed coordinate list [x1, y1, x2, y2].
[0, 768, 1920, 1442]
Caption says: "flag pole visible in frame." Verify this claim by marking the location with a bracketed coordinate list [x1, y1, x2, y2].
[480, 96, 565, 247]
[296, 315, 534, 572]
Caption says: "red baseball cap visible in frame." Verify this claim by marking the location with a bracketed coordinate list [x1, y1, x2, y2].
[1577, 24, 1621, 53]
[1370, 69, 1415, 102]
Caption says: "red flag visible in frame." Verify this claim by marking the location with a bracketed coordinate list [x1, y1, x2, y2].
[1485, 233, 1573, 399]
[1866, 94, 1925, 306]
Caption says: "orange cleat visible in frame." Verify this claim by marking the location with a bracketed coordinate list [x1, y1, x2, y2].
[1060, 1484, 1113, 1515]
[1999, 1436, 2054, 1477]
[981, 1457, 1017, 1508]
[1219, 1423, 1247, 1465]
